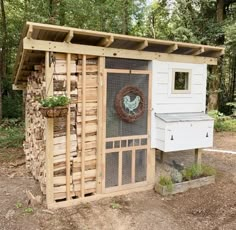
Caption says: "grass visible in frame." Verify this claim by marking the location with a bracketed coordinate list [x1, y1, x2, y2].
[0, 119, 25, 148]
[208, 110, 236, 132]
[182, 164, 216, 181]
[0, 119, 25, 163]
[159, 175, 173, 192]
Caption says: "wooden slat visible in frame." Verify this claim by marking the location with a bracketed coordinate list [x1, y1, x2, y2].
[45, 51, 54, 207]
[27, 24, 33, 39]
[81, 55, 86, 197]
[66, 53, 71, 200]
[96, 57, 105, 194]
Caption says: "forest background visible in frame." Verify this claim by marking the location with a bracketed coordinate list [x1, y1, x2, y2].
[0, 0, 235, 120]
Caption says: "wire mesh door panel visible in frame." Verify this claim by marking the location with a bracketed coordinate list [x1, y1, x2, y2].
[104, 70, 150, 192]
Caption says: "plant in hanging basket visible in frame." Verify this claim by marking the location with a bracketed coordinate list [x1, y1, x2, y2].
[39, 95, 70, 118]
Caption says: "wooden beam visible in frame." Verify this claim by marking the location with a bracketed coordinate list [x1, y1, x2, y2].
[27, 24, 33, 39]
[23, 38, 218, 65]
[12, 84, 27, 90]
[165, 44, 178, 53]
[81, 55, 86, 197]
[134, 40, 148, 51]
[66, 53, 71, 200]
[64, 30, 74, 43]
[97, 36, 114, 47]
[192, 47, 205, 56]
[45, 51, 54, 207]
[14, 50, 27, 85]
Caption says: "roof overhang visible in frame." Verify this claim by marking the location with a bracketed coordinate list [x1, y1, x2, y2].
[13, 21, 225, 86]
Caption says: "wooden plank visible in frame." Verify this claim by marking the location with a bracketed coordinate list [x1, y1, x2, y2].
[97, 36, 114, 47]
[27, 24, 33, 39]
[101, 67, 107, 193]
[64, 30, 74, 43]
[66, 53, 71, 200]
[192, 47, 205, 56]
[165, 44, 178, 53]
[45, 51, 54, 207]
[12, 84, 27, 90]
[134, 40, 148, 51]
[26, 22, 224, 52]
[48, 183, 153, 209]
[23, 38, 219, 65]
[81, 55, 86, 197]
[96, 57, 104, 194]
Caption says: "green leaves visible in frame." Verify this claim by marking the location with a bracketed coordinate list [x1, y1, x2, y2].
[40, 95, 70, 108]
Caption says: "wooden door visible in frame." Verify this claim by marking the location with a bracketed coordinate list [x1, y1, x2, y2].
[102, 69, 151, 193]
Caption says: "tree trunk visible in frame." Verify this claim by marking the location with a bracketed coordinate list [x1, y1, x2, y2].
[207, 0, 224, 111]
[122, 0, 129, 35]
[0, 0, 7, 121]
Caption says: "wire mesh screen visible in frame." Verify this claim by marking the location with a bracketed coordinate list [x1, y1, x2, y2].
[135, 149, 147, 182]
[105, 152, 119, 188]
[106, 73, 149, 138]
[122, 151, 132, 185]
[106, 58, 149, 70]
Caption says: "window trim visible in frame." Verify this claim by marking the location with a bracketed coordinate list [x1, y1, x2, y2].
[171, 68, 192, 94]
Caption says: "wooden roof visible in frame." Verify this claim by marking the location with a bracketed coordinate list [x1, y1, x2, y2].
[13, 22, 225, 86]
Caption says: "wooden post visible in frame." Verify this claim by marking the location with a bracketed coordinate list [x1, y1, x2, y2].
[66, 53, 71, 200]
[195, 149, 202, 165]
[45, 51, 54, 207]
[81, 55, 86, 197]
[159, 150, 164, 163]
[96, 57, 105, 194]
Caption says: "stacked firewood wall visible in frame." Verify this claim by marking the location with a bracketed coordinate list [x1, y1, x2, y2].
[23, 69, 46, 194]
[52, 54, 98, 201]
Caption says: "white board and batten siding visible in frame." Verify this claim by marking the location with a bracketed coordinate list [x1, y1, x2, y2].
[150, 60, 214, 152]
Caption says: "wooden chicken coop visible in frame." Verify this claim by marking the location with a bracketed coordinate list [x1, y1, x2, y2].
[13, 22, 224, 209]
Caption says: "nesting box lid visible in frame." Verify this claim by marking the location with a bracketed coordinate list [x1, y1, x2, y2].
[154, 112, 213, 123]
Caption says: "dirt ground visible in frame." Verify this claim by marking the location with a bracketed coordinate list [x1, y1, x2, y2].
[0, 132, 235, 230]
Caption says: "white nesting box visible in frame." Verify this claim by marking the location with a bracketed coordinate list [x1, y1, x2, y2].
[150, 60, 214, 152]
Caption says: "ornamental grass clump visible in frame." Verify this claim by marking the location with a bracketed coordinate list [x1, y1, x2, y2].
[40, 95, 70, 108]
[159, 175, 173, 192]
[182, 164, 216, 181]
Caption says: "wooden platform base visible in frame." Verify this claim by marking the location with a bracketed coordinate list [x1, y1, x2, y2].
[155, 175, 215, 196]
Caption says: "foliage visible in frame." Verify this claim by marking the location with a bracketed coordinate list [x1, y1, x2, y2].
[208, 110, 236, 132]
[170, 168, 183, 183]
[24, 207, 33, 214]
[16, 201, 23, 209]
[110, 202, 121, 209]
[182, 164, 216, 181]
[159, 175, 173, 192]
[0, 118, 25, 148]
[40, 95, 70, 108]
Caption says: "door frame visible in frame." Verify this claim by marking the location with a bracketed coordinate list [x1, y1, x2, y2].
[101, 68, 152, 194]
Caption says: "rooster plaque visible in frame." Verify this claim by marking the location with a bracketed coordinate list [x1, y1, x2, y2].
[115, 85, 145, 123]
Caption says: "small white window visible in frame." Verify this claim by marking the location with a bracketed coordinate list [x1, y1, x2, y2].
[172, 69, 191, 94]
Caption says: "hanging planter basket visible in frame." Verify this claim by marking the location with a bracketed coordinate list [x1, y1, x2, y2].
[39, 106, 68, 118]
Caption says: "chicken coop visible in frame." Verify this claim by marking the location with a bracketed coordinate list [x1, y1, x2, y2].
[13, 22, 224, 209]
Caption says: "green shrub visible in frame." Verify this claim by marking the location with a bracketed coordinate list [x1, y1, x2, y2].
[0, 119, 25, 148]
[201, 165, 216, 177]
[40, 95, 70, 108]
[208, 110, 236, 132]
[170, 168, 183, 183]
[159, 175, 173, 192]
